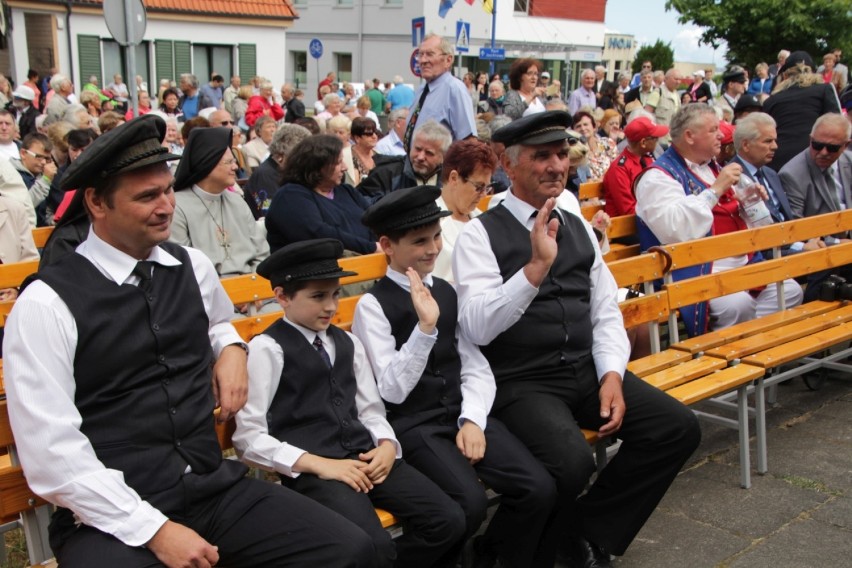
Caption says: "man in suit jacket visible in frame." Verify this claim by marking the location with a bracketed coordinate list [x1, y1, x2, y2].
[779, 113, 852, 224]
[733, 113, 825, 256]
[779, 112, 852, 299]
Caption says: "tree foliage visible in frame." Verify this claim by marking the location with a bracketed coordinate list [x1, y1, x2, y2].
[631, 40, 675, 74]
[666, 0, 852, 69]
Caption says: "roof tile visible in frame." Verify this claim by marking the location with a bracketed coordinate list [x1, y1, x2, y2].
[72, 0, 296, 19]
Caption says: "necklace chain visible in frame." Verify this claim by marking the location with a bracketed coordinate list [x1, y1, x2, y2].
[192, 189, 231, 260]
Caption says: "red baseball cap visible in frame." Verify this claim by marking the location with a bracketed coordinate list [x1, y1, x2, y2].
[718, 120, 735, 145]
[624, 117, 669, 142]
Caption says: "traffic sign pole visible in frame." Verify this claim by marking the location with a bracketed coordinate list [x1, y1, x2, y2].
[124, 0, 138, 118]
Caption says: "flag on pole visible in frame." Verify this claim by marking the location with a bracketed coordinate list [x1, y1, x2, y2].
[464, 0, 475, 5]
[439, 0, 457, 18]
[482, 0, 493, 14]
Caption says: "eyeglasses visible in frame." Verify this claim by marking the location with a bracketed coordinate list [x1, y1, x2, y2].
[219, 158, 238, 167]
[463, 178, 493, 195]
[23, 149, 51, 161]
[360, 131, 377, 136]
[811, 139, 847, 153]
[217, 120, 235, 126]
[566, 136, 580, 146]
[642, 64, 652, 68]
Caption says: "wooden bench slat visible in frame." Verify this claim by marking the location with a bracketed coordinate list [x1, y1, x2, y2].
[705, 303, 852, 361]
[620, 292, 669, 329]
[669, 300, 843, 354]
[742, 322, 852, 368]
[627, 349, 691, 378]
[603, 244, 640, 262]
[0, 260, 39, 290]
[31, 227, 53, 249]
[606, 215, 637, 239]
[642, 356, 727, 391]
[578, 181, 604, 201]
[0, 400, 15, 447]
[339, 254, 387, 285]
[581, 203, 604, 221]
[375, 507, 398, 528]
[608, 252, 668, 288]
[662, 210, 852, 270]
[666, 242, 852, 309]
[666, 364, 765, 406]
[0, 465, 48, 521]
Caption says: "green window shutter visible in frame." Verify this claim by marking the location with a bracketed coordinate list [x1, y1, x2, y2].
[174, 41, 192, 77]
[77, 35, 102, 88]
[238, 44, 256, 82]
[155, 40, 174, 84]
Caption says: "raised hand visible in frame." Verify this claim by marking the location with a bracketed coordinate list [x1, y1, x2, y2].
[407, 267, 439, 334]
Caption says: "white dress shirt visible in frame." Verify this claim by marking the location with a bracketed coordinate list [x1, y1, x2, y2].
[3, 227, 243, 547]
[433, 195, 480, 284]
[352, 268, 496, 430]
[452, 190, 629, 382]
[233, 317, 401, 479]
[634, 158, 720, 244]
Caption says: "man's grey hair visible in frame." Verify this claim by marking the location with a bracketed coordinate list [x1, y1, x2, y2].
[733, 113, 777, 152]
[180, 73, 199, 89]
[653, 70, 665, 82]
[50, 74, 69, 92]
[423, 33, 454, 57]
[618, 72, 630, 82]
[388, 107, 408, 123]
[581, 68, 596, 80]
[88, 75, 98, 83]
[545, 99, 568, 112]
[412, 120, 452, 153]
[626, 108, 654, 124]
[640, 69, 653, 79]
[594, 65, 606, 74]
[778, 49, 790, 61]
[669, 103, 716, 142]
[393, 75, 404, 84]
[811, 112, 852, 138]
[268, 123, 312, 159]
[323, 93, 341, 107]
[363, 79, 373, 89]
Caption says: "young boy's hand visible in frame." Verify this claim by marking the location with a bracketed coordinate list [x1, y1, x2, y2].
[359, 440, 396, 484]
[296, 454, 374, 493]
[456, 420, 486, 465]
[407, 267, 439, 334]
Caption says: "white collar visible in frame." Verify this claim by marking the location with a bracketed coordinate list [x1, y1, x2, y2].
[77, 225, 181, 284]
[386, 266, 434, 291]
[283, 316, 328, 344]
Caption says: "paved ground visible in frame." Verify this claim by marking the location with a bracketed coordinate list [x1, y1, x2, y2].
[602, 373, 852, 568]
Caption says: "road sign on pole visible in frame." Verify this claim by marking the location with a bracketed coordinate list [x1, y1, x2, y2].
[412, 17, 425, 47]
[479, 47, 505, 60]
[309, 38, 324, 59]
[410, 49, 421, 78]
[455, 20, 470, 53]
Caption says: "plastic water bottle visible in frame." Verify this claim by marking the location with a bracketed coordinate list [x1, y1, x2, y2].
[734, 174, 772, 228]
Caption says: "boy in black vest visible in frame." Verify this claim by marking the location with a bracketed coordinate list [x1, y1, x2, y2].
[353, 186, 557, 568]
[233, 238, 465, 568]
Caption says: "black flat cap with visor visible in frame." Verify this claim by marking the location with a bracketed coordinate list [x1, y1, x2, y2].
[491, 110, 573, 148]
[257, 238, 357, 289]
[361, 185, 451, 236]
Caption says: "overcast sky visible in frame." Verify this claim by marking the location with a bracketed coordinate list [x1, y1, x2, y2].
[604, 0, 728, 64]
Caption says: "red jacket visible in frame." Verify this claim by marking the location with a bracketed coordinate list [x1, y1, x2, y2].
[245, 95, 284, 127]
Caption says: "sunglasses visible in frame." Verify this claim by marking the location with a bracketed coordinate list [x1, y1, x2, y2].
[811, 139, 847, 153]
[360, 130, 377, 136]
[218, 120, 235, 126]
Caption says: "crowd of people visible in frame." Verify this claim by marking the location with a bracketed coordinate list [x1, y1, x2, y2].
[1, 32, 851, 568]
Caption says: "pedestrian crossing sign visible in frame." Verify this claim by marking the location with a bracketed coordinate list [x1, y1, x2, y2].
[456, 20, 470, 53]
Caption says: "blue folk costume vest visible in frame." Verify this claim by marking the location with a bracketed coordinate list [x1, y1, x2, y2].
[639, 147, 761, 336]
[367, 276, 463, 436]
[262, 320, 375, 459]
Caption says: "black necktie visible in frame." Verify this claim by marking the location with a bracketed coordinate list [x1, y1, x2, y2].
[132, 261, 154, 293]
[403, 84, 430, 153]
[313, 335, 332, 369]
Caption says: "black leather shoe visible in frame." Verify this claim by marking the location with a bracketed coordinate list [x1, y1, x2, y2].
[572, 536, 612, 568]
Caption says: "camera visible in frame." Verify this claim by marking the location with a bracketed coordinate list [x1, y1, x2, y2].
[818, 274, 852, 301]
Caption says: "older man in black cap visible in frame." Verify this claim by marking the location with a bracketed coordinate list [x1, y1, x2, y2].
[453, 111, 701, 567]
[2, 114, 374, 567]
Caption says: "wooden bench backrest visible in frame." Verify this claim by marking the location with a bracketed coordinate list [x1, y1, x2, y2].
[31, 227, 53, 249]
[578, 181, 605, 201]
[607, 251, 669, 288]
[660, 210, 852, 271]
[666, 241, 852, 309]
[0, 400, 48, 522]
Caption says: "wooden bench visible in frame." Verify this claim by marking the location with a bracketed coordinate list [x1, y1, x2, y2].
[642, 211, 852, 486]
[578, 180, 640, 261]
[30, 227, 53, 250]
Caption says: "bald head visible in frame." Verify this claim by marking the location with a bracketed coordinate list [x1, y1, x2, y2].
[208, 110, 234, 128]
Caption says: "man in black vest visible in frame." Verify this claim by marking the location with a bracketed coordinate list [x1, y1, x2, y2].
[453, 111, 701, 568]
[3, 115, 374, 567]
[355, 186, 556, 568]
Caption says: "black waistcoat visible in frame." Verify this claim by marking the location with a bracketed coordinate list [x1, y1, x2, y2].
[263, 321, 374, 458]
[38, 243, 236, 502]
[368, 276, 463, 435]
[479, 204, 595, 385]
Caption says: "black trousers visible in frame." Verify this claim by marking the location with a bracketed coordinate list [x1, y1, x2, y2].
[53, 473, 375, 567]
[494, 356, 701, 557]
[398, 418, 557, 568]
[283, 458, 465, 568]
